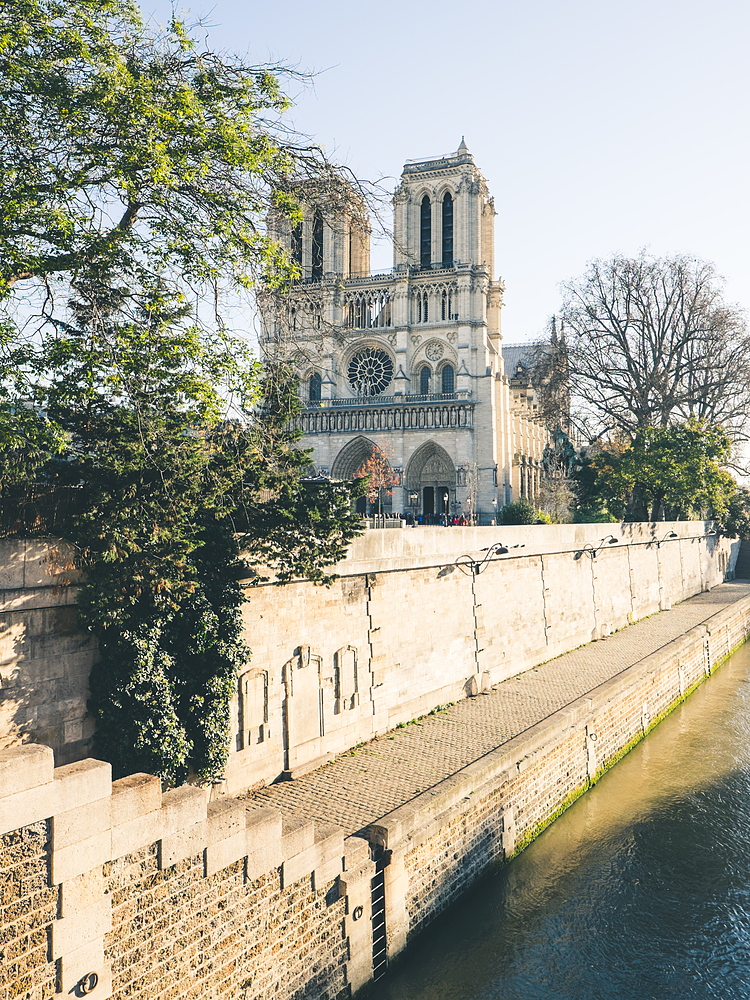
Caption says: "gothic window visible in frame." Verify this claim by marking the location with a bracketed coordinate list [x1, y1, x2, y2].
[441, 365, 454, 394]
[416, 294, 422, 324]
[441, 290, 447, 320]
[423, 292, 429, 322]
[420, 366, 431, 395]
[309, 373, 322, 401]
[291, 221, 303, 271]
[420, 195, 431, 269]
[448, 290, 453, 318]
[442, 192, 453, 265]
[312, 210, 324, 280]
[348, 348, 394, 396]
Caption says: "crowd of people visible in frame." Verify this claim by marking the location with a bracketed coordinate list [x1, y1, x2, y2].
[361, 511, 474, 526]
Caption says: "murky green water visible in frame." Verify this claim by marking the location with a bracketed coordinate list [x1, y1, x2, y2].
[370, 644, 750, 1000]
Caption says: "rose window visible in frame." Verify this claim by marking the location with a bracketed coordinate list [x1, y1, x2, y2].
[347, 348, 394, 396]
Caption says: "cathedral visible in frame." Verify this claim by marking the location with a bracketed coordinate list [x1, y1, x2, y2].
[261, 140, 548, 523]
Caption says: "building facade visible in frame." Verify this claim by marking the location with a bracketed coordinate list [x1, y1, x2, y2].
[261, 141, 548, 522]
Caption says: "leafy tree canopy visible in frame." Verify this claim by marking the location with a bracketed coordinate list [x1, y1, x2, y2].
[0, 0, 355, 303]
[0, 2, 366, 783]
[573, 420, 736, 524]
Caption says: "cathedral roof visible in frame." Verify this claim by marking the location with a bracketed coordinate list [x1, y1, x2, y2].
[502, 342, 535, 375]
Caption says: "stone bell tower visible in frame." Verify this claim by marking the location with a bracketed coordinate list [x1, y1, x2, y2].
[392, 137, 496, 277]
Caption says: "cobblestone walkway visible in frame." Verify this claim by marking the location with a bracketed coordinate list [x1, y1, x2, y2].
[246, 581, 750, 836]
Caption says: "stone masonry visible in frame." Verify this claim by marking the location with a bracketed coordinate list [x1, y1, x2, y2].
[1, 577, 749, 1000]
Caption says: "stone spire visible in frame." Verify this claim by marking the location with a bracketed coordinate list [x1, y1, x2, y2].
[457, 136, 469, 154]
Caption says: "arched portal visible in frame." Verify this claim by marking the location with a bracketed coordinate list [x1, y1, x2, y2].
[331, 436, 393, 514]
[405, 441, 455, 519]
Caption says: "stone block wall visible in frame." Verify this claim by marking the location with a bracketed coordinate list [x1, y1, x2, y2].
[0, 746, 376, 1000]
[0, 528, 737, 791]
[230, 523, 737, 792]
[365, 592, 750, 963]
[0, 541, 92, 765]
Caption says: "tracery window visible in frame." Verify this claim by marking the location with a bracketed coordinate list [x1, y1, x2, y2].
[441, 290, 447, 320]
[420, 366, 431, 395]
[348, 348, 394, 397]
[309, 373, 322, 401]
[442, 192, 453, 265]
[423, 292, 429, 322]
[417, 294, 422, 324]
[312, 210, 324, 280]
[420, 195, 431, 269]
[441, 365, 455, 394]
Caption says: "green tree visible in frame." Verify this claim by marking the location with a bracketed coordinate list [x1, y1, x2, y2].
[498, 497, 541, 525]
[0, 3, 367, 783]
[574, 420, 735, 523]
[0, 0, 356, 302]
[26, 284, 362, 783]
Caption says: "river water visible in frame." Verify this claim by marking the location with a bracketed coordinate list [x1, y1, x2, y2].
[370, 643, 750, 1000]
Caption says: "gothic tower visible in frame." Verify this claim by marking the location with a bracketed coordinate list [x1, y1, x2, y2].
[260, 141, 546, 522]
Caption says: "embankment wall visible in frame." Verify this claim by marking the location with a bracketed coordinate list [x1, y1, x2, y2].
[0, 525, 738, 793]
[229, 521, 735, 792]
[1, 579, 749, 1000]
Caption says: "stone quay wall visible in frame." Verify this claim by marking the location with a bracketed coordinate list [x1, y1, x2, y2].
[1, 573, 748, 1000]
[0, 747, 375, 1000]
[229, 522, 736, 793]
[0, 526, 738, 795]
[367, 591, 750, 962]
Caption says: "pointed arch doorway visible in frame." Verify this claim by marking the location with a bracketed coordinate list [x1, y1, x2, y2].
[406, 441, 455, 519]
[330, 436, 393, 514]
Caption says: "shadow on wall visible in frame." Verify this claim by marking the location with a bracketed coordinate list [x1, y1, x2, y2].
[1, 604, 97, 765]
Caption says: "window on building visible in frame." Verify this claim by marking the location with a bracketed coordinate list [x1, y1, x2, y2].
[309, 373, 322, 401]
[423, 292, 429, 322]
[420, 195, 431, 269]
[291, 221, 303, 272]
[420, 366, 431, 395]
[442, 192, 453, 265]
[416, 294, 422, 323]
[441, 365, 455, 394]
[312, 211, 324, 280]
[442, 290, 447, 320]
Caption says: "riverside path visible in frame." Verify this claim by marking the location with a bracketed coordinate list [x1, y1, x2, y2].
[245, 580, 750, 836]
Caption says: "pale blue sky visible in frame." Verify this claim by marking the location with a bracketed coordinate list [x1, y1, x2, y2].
[141, 0, 750, 343]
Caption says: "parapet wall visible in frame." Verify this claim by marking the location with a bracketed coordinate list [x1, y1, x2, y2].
[2, 570, 749, 1000]
[229, 521, 737, 793]
[0, 526, 738, 791]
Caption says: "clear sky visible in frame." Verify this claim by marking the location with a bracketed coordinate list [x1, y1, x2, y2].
[140, 0, 750, 344]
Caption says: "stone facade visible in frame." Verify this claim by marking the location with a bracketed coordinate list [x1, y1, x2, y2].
[225, 522, 736, 794]
[262, 141, 548, 523]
